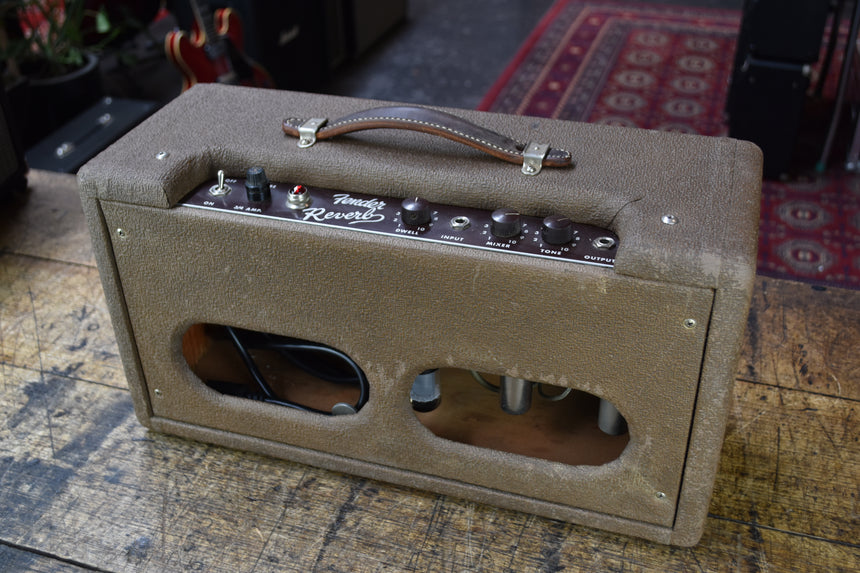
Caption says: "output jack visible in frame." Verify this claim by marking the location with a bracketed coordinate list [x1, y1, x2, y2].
[593, 236, 616, 250]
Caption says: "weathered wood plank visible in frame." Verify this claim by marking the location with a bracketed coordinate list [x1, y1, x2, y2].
[503, 517, 859, 573]
[738, 278, 860, 400]
[711, 380, 859, 545]
[2, 361, 857, 572]
[0, 544, 94, 573]
[0, 253, 124, 390]
[0, 171, 94, 268]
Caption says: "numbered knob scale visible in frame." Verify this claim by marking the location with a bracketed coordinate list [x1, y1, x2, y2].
[541, 214, 575, 245]
[490, 209, 522, 238]
[401, 197, 433, 226]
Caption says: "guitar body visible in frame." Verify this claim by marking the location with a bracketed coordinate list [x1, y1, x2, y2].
[165, 8, 273, 91]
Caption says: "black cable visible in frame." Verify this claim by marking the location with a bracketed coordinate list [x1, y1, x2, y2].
[260, 335, 363, 385]
[264, 342, 369, 409]
[222, 325, 368, 415]
[225, 325, 277, 400]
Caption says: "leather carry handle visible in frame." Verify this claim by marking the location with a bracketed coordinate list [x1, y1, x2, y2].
[282, 106, 572, 175]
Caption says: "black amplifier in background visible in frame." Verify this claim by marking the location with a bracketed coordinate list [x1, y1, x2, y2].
[726, 0, 831, 178]
[0, 83, 27, 197]
[735, 0, 830, 64]
[227, 0, 343, 91]
[167, 0, 340, 91]
[189, 0, 405, 91]
[25, 97, 156, 174]
[728, 58, 810, 180]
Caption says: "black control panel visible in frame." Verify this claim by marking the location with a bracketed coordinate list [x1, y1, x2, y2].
[179, 169, 618, 268]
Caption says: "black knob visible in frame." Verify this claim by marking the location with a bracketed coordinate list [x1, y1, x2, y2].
[245, 166, 270, 202]
[401, 197, 432, 226]
[541, 214, 574, 245]
[491, 209, 522, 238]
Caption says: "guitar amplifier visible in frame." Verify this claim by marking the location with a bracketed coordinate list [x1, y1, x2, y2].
[727, 58, 810, 179]
[0, 84, 27, 196]
[77, 84, 761, 546]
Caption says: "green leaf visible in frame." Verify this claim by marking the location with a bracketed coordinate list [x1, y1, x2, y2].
[95, 8, 111, 34]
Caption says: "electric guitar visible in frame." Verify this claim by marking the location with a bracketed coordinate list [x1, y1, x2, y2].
[165, 0, 274, 91]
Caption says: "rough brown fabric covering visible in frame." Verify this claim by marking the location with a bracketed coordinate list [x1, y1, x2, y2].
[77, 84, 761, 546]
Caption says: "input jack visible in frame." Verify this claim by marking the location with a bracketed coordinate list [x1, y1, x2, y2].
[451, 216, 471, 230]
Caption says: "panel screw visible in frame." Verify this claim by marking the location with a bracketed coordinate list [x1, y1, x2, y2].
[661, 215, 678, 225]
[155, 151, 169, 160]
[116, 228, 127, 238]
[154, 388, 162, 396]
[656, 491, 667, 499]
[684, 318, 697, 329]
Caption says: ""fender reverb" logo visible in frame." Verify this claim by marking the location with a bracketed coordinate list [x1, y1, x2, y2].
[301, 193, 387, 225]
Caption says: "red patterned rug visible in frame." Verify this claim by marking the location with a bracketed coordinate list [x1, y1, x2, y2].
[479, 1, 860, 290]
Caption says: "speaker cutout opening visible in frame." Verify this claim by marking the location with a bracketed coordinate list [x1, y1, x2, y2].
[182, 324, 368, 415]
[412, 369, 629, 466]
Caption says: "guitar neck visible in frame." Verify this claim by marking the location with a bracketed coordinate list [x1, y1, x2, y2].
[189, 0, 225, 57]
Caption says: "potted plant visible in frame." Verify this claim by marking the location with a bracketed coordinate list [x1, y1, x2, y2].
[0, 0, 121, 147]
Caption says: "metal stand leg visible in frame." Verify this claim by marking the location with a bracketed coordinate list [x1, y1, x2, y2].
[817, 0, 860, 172]
[816, 0, 847, 98]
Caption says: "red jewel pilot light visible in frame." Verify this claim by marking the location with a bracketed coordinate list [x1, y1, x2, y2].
[287, 184, 311, 209]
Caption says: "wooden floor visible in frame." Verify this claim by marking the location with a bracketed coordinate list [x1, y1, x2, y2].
[1, 171, 858, 572]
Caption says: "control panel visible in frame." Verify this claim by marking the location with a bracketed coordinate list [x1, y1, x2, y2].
[179, 168, 618, 268]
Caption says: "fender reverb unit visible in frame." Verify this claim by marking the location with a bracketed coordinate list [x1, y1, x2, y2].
[78, 85, 762, 546]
